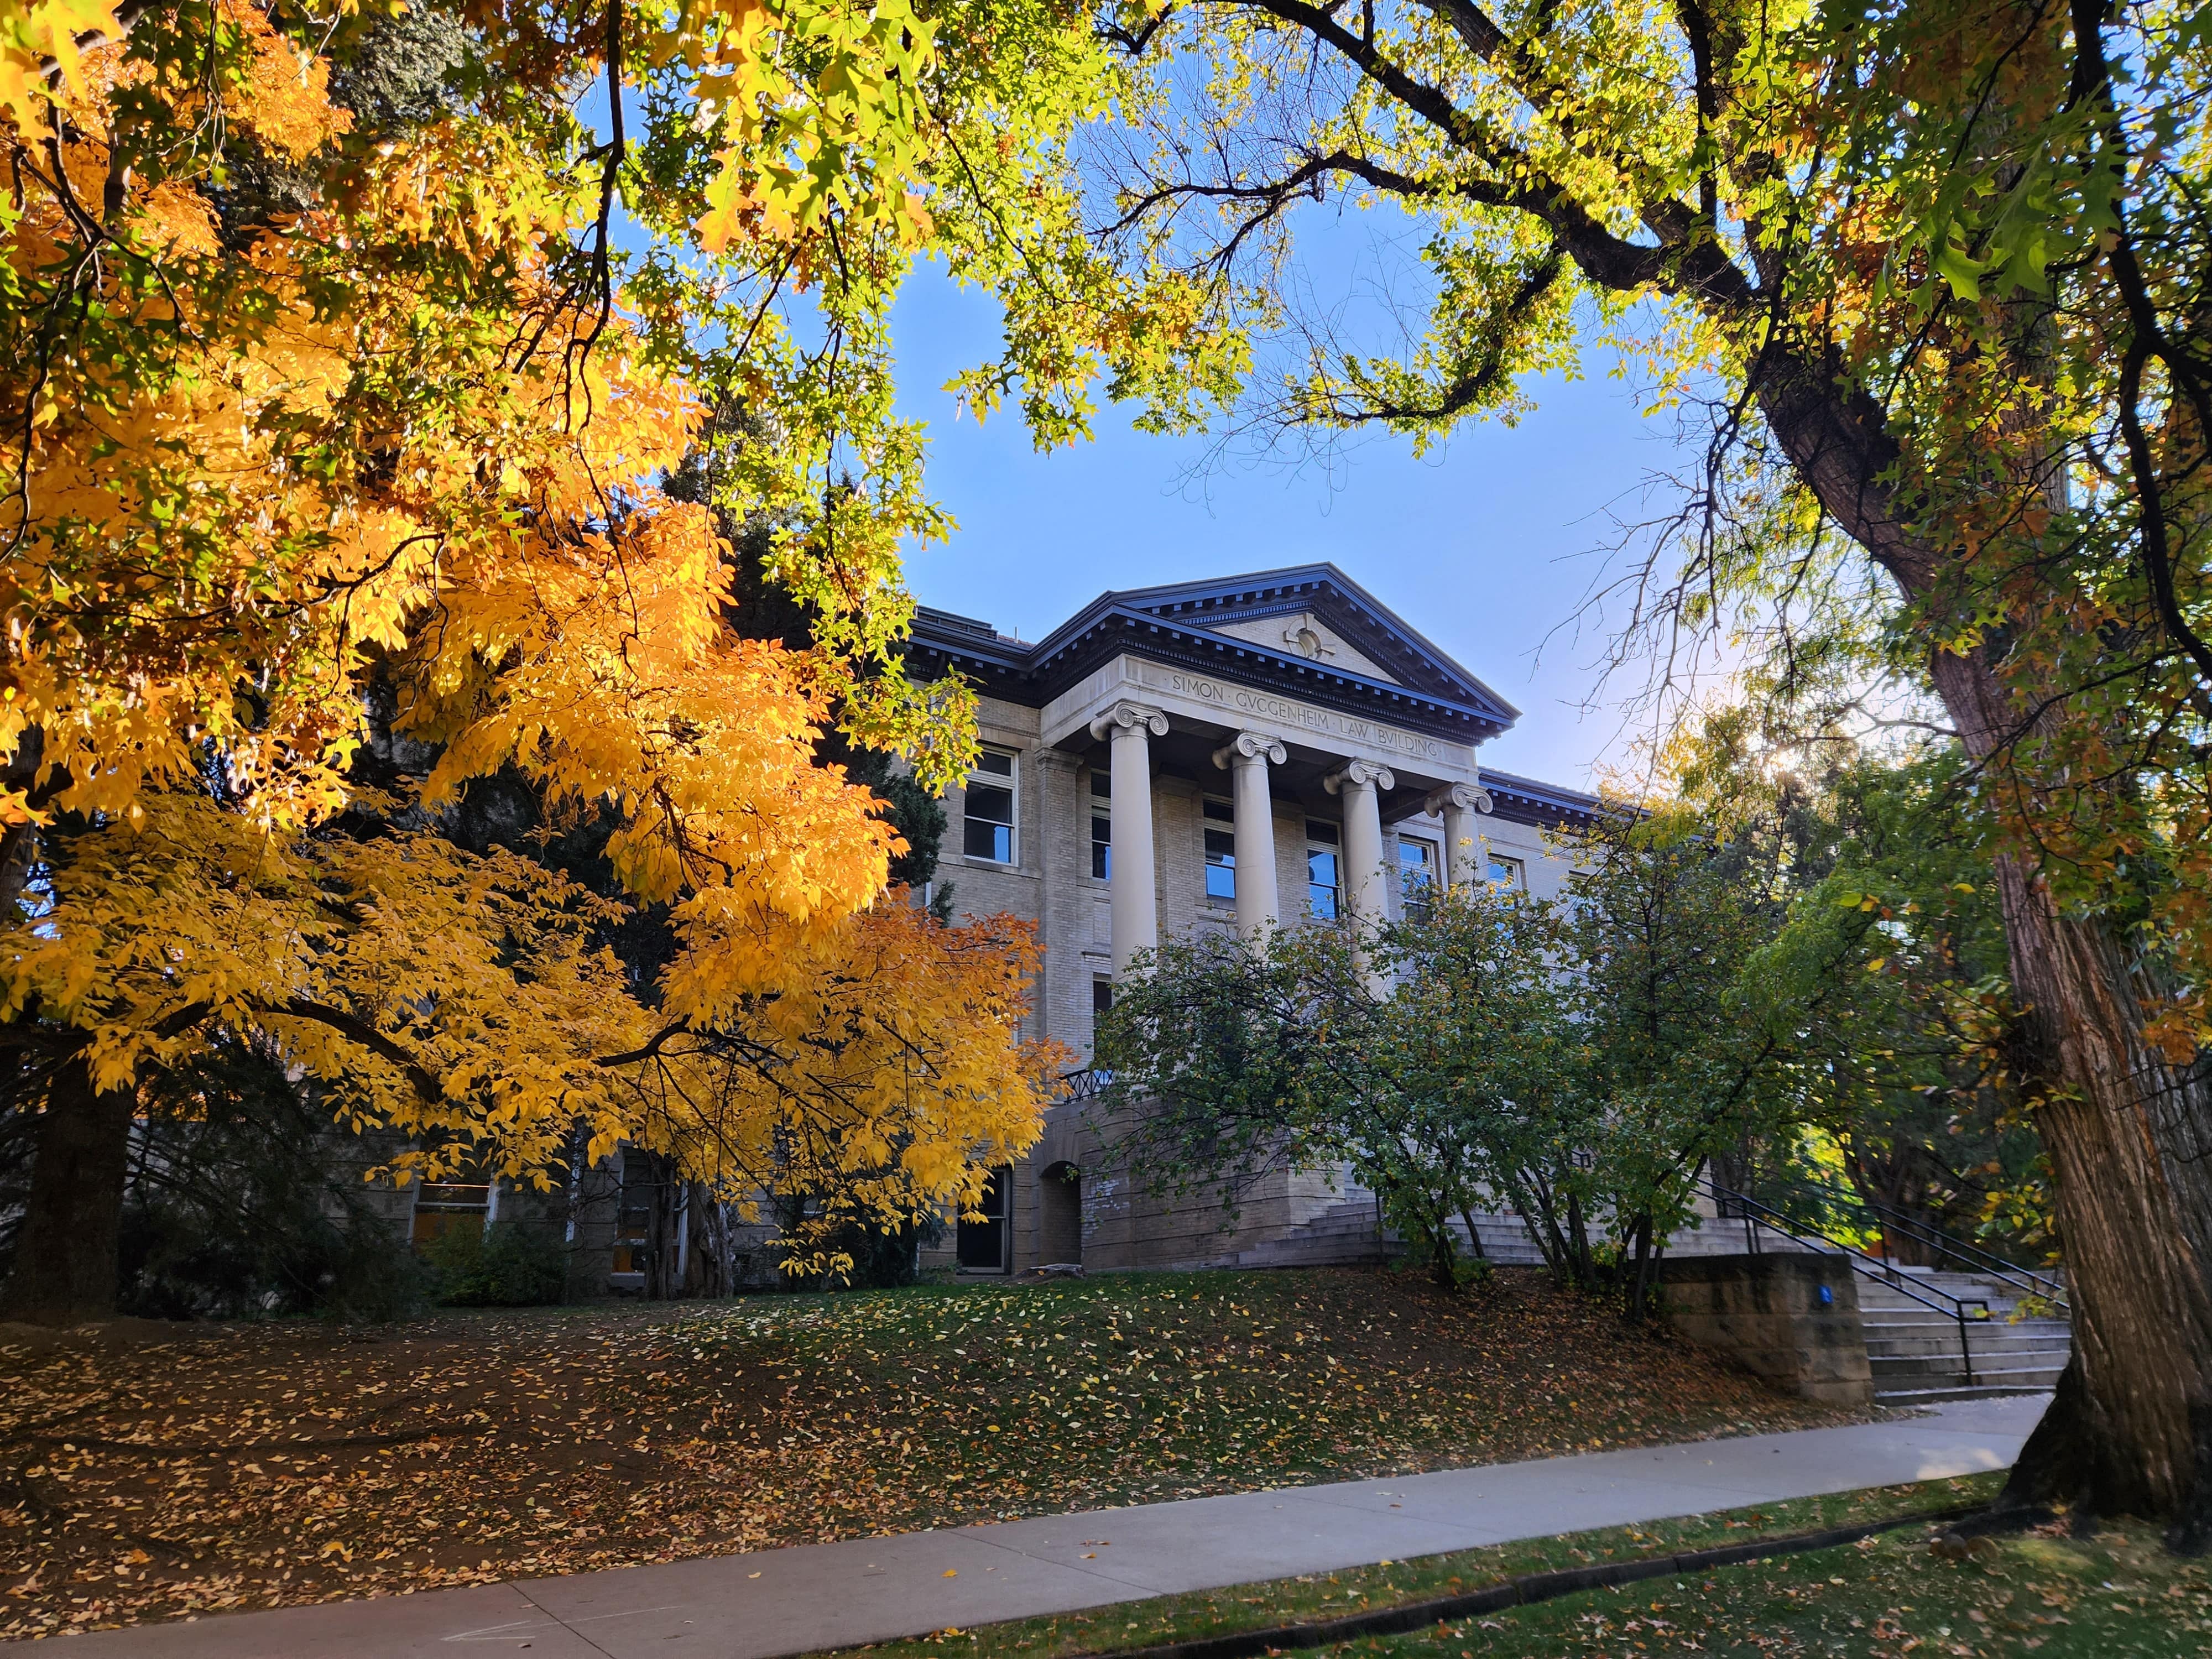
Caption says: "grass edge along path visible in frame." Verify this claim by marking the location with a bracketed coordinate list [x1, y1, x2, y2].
[816, 1477, 2008, 1659]
[1078, 1498, 2000, 1659]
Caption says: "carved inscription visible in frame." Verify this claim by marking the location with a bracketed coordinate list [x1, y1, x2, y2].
[1155, 667, 1446, 761]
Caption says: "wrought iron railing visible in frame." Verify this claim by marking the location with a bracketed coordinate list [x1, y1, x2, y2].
[1056, 1067, 1112, 1102]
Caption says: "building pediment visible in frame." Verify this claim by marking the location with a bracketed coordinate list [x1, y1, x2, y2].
[1100, 565, 1517, 719]
[905, 563, 1520, 747]
[1204, 610, 1397, 682]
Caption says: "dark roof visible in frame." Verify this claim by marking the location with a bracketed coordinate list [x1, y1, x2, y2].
[906, 564, 1517, 745]
[1478, 766, 1605, 833]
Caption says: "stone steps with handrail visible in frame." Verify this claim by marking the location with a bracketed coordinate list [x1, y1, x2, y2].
[1168, 1170, 2071, 1407]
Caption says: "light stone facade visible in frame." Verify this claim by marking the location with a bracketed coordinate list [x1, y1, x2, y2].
[905, 565, 1600, 1278]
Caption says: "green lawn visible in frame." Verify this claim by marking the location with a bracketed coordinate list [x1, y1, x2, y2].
[822, 1475, 2209, 1659]
[1352, 1508, 2206, 1658]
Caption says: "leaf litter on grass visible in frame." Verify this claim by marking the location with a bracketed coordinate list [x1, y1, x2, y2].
[0, 1266, 1852, 1640]
[1332, 1511, 2210, 1658]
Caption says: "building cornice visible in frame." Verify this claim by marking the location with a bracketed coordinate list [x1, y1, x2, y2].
[1478, 766, 1605, 833]
[908, 602, 1511, 745]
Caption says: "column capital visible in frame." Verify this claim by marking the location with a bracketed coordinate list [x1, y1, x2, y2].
[1425, 781, 1495, 816]
[1323, 758, 1396, 795]
[1089, 701, 1168, 742]
[1211, 731, 1288, 770]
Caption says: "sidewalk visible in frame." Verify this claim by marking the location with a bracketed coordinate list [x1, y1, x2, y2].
[33, 1394, 2044, 1659]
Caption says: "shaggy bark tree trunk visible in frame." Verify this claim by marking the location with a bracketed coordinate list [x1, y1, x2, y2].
[1929, 643, 2212, 1542]
[0, 1055, 135, 1326]
[1750, 354, 2212, 1538]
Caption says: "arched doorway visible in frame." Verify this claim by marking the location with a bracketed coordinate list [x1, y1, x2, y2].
[1040, 1162, 1082, 1266]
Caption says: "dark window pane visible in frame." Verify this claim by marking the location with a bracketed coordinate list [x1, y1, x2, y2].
[966, 820, 1013, 862]
[975, 750, 1015, 776]
[964, 780, 1014, 862]
[1203, 799, 1234, 823]
[1204, 828, 1236, 858]
[956, 1167, 1010, 1271]
[1307, 820, 1340, 846]
[1093, 978, 1114, 1014]
[1089, 770, 1109, 799]
[1092, 841, 1111, 879]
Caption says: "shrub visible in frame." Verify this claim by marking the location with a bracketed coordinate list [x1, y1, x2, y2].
[426, 1222, 568, 1307]
[83, 1043, 436, 1322]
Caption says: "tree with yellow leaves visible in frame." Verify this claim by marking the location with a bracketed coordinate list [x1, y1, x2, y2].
[0, 0, 1139, 1322]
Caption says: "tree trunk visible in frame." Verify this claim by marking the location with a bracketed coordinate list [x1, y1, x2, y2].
[1744, 347, 2212, 1534]
[640, 1151, 676, 1300]
[0, 1055, 135, 1326]
[1923, 647, 2212, 1541]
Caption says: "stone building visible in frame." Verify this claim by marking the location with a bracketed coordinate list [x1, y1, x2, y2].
[900, 564, 1599, 1278]
[380, 563, 1599, 1292]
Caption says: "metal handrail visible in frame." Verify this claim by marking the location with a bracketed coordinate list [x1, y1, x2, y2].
[1751, 1171, 2069, 1312]
[1708, 1180, 1992, 1388]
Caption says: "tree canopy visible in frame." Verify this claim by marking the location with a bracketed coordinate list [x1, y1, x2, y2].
[8, 0, 2209, 1535]
[1055, 0, 2209, 1533]
[0, 0, 1126, 1316]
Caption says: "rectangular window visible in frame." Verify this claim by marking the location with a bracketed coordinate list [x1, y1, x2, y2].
[1090, 770, 1111, 880]
[1489, 854, 1524, 890]
[1203, 799, 1235, 901]
[956, 1166, 1012, 1273]
[1399, 838, 1437, 921]
[1307, 820, 1341, 920]
[1093, 976, 1114, 1015]
[410, 1180, 490, 1247]
[962, 747, 1016, 864]
[611, 1151, 658, 1276]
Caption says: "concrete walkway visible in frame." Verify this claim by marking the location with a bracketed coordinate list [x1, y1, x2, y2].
[35, 1395, 2045, 1659]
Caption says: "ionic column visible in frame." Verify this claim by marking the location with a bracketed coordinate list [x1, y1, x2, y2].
[1089, 701, 1167, 976]
[1212, 732, 1287, 941]
[1324, 758, 1395, 928]
[1425, 781, 1496, 890]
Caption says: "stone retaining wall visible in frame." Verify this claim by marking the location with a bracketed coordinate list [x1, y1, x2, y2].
[1658, 1253, 1873, 1409]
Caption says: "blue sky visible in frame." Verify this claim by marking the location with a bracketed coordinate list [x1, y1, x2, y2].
[888, 265, 1700, 790]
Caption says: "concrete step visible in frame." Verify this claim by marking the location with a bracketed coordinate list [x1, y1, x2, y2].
[1859, 1291, 2015, 1310]
[1872, 1349, 2070, 1375]
[1858, 1289, 2022, 1316]
[1875, 1383, 2057, 1406]
[1448, 1213, 1551, 1267]
[1870, 1349, 2068, 1391]
[1858, 1317, 2064, 1344]
[1864, 1335, 2072, 1359]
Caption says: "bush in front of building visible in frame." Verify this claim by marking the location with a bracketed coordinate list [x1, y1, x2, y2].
[426, 1221, 570, 1307]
